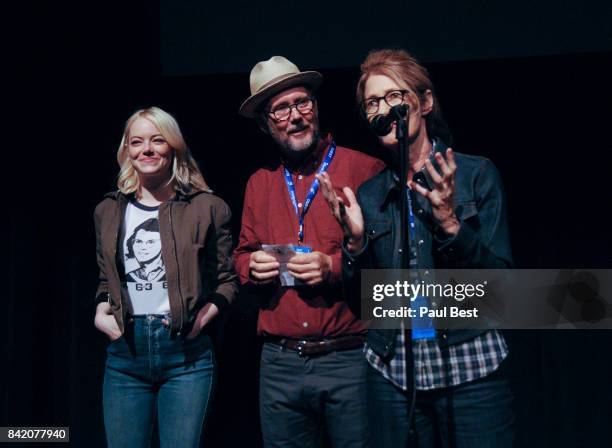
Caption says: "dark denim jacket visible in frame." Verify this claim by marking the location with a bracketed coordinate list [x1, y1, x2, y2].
[343, 140, 512, 360]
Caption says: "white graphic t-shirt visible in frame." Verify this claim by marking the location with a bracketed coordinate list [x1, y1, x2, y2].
[122, 200, 170, 315]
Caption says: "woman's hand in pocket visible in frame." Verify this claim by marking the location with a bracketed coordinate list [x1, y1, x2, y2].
[186, 302, 219, 340]
[94, 302, 122, 341]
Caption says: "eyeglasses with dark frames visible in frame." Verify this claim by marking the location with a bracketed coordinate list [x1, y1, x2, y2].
[267, 97, 315, 121]
[361, 90, 410, 115]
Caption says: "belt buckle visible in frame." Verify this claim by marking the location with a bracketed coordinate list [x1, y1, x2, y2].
[296, 340, 308, 357]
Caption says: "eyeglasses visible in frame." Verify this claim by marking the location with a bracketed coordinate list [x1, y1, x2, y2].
[361, 90, 409, 115]
[134, 238, 160, 248]
[267, 97, 315, 121]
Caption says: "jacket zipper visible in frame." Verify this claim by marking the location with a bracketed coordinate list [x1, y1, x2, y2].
[168, 201, 185, 335]
[110, 194, 127, 332]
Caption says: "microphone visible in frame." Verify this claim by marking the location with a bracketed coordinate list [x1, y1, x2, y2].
[370, 104, 408, 136]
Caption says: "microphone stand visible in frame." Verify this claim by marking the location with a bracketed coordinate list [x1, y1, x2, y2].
[391, 105, 409, 269]
[393, 104, 418, 445]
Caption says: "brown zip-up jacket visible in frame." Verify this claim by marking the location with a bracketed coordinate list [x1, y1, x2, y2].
[94, 188, 238, 337]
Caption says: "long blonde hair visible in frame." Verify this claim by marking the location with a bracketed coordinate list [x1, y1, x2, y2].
[117, 107, 210, 194]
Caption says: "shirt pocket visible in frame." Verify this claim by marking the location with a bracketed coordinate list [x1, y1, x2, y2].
[455, 201, 480, 231]
[366, 220, 392, 240]
[365, 220, 394, 267]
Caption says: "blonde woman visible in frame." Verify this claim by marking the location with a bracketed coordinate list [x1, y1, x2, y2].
[93, 107, 238, 447]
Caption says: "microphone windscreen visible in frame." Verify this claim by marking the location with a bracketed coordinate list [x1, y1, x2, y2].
[371, 114, 392, 136]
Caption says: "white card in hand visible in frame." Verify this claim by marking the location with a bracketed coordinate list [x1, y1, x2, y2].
[261, 244, 311, 287]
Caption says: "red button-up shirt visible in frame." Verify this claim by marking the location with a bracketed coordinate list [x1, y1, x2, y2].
[234, 134, 385, 338]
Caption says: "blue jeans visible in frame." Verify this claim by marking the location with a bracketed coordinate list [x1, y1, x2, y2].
[103, 315, 215, 448]
[367, 363, 514, 448]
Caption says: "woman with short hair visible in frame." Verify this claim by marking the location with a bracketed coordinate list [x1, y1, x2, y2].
[319, 49, 514, 447]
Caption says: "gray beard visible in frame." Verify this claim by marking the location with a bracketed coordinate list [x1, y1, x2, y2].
[278, 131, 321, 169]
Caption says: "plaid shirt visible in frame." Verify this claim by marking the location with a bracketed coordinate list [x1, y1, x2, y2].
[365, 330, 508, 391]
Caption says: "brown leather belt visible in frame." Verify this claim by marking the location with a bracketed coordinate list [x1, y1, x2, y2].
[264, 335, 366, 357]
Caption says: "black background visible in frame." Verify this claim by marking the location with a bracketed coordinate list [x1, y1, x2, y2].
[5, 0, 612, 446]
[160, 0, 612, 75]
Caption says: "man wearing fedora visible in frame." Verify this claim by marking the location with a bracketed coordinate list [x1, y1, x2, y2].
[234, 56, 385, 447]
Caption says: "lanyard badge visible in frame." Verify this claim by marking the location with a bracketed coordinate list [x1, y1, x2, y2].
[407, 189, 437, 340]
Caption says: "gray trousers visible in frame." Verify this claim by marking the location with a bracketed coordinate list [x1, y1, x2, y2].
[259, 342, 369, 448]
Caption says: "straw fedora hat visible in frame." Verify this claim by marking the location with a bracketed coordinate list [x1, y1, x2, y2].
[239, 56, 323, 118]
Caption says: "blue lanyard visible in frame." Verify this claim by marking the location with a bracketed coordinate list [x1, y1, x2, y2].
[407, 187, 436, 340]
[283, 141, 336, 244]
[406, 188, 416, 258]
[406, 188, 420, 266]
